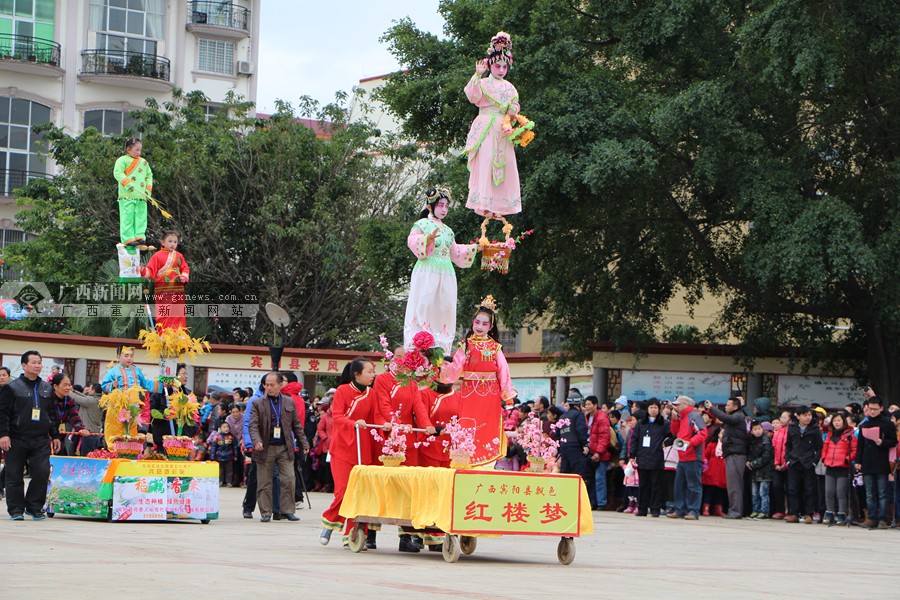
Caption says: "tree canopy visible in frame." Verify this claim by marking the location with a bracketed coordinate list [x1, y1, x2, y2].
[376, 0, 900, 397]
[3, 90, 425, 349]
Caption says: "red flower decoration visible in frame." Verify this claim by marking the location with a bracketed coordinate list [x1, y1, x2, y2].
[412, 331, 435, 351]
[402, 350, 428, 371]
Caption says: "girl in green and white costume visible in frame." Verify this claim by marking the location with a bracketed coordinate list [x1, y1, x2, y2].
[113, 137, 153, 252]
[404, 187, 478, 353]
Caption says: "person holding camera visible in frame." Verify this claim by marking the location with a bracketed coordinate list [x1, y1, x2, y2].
[666, 396, 708, 520]
[706, 397, 749, 519]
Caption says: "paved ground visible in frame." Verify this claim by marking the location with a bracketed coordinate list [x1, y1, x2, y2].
[2, 487, 896, 599]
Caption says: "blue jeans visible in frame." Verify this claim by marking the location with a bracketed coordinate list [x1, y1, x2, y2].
[751, 480, 771, 515]
[593, 461, 608, 508]
[674, 461, 702, 517]
[863, 473, 889, 522]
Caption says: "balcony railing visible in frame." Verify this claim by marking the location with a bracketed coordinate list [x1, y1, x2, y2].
[0, 33, 61, 66]
[0, 169, 52, 197]
[81, 49, 170, 81]
[187, 1, 250, 32]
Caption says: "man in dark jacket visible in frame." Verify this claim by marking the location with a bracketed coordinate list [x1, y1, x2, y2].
[784, 406, 823, 523]
[557, 394, 589, 482]
[0, 351, 61, 520]
[856, 394, 898, 529]
[706, 397, 749, 519]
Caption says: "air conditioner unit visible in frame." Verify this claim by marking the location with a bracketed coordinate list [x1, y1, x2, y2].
[237, 60, 253, 75]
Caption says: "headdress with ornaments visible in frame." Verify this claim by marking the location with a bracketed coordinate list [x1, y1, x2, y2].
[424, 186, 452, 205]
[486, 31, 513, 67]
[477, 295, 498, 312]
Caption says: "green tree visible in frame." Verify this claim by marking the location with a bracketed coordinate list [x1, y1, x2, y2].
[3, 90, 420, 349]
[377, 0, 900, 397]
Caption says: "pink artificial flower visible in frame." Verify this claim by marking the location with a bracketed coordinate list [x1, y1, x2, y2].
[117, 409, 130, 423]
[412, 331, 435, 351]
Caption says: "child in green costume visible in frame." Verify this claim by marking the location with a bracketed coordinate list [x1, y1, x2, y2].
[113, 138, 153, 252]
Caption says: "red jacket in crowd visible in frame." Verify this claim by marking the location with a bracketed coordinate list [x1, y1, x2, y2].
[702, 442, 726, 488]
[670, 408, 707, 462]
[773, 425, 788, 468]
[588, 410, 612, 462]
[821, 427, 858, 469]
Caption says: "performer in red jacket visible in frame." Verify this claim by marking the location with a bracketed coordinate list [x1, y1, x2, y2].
[372, 349, 435, 466]
[319, 358, 388, 547]
[418, 382, 461, 468]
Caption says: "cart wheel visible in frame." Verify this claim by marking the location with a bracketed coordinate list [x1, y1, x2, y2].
[201, 519, 210, 524]
[347, 524, 366, 553]
[557, 537, 576, 565]
[459, 535, 477, 555]
[442, 534, 461, 563]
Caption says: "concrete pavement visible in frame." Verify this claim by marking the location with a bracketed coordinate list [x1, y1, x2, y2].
[2, 488, 895, 599]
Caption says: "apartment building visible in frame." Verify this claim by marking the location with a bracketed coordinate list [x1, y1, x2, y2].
[0, 0, 261, 240]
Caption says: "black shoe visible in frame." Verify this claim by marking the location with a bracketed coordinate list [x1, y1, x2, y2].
[428, 541, 443, 552]
[650, 512, 660, 518]
[272, 513, 282, 520]
[399, 538, 421, 553]
[366, 531, 377, 550]
[260, 515, 271, 523]
[283, 513, 300, 521]
[410, 536, 425, 550]
[243, 511, 253, 519]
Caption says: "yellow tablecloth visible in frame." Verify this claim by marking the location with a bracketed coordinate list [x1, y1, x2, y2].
[340, 466, 594, 536]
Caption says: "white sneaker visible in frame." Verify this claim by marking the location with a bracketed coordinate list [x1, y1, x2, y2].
[319, 528, 332, 546]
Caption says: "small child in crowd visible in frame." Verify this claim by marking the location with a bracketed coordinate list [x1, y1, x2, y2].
[189, 433, 208, 461]
[746, 420, 775, 519]
[209, 422, 236, 486]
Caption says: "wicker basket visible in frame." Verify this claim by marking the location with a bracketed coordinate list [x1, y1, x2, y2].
[379, 455, 405, 467]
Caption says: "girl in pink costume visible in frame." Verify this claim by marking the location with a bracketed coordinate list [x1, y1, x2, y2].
[464, 32, 522, 218]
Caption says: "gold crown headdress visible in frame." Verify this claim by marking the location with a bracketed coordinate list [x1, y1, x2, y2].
[477, 295, 498, 312]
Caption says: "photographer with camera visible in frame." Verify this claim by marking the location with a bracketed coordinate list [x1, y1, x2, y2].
[705, 397, 749, 519]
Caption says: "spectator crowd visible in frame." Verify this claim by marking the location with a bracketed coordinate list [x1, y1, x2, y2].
[500, 387, 900, 529]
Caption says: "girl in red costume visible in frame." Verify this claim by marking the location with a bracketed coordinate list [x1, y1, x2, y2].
[441, 295, 516, 466]
[319, 358, 388, 547]
[141, 231, 189, 331]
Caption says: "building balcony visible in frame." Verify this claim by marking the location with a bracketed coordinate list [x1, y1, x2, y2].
[0, 169, 52, 198]
[78, 50, 173, 92]
[0, 34, 63, 77]
[186, 1, 251, 40]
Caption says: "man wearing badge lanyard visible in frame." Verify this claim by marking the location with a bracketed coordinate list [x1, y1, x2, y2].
[249, 372, 305, 522]
[0, 351, 61, 521]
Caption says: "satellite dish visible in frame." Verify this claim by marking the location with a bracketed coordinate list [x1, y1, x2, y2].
[265, 302, 291, 328]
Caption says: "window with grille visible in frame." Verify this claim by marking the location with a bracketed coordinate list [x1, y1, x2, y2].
[84, 109, 135, 135]
[198, 38, 234, 75]
[0, 228, 37, 279]
[497, 328, 519, 353]
[0, 96, 51, 195]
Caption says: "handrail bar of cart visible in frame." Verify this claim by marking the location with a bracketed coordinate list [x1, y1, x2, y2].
[354, 422, 432, 464]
